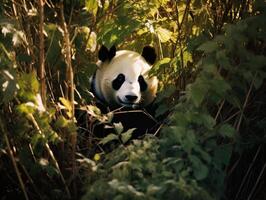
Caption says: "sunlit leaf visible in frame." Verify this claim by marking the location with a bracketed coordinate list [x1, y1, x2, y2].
[156, 27, 172, 43]
[114, 122, 123, 135]
[121, 128, 136, 144]
[99, 134, 119, 145]
[59, 97, 73, 118]
[85, 0, 99, 16]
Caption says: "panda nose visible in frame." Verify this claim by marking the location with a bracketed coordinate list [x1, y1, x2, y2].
[125, 95, 138, 102]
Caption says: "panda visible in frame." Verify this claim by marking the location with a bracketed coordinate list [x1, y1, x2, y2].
[90, 45, 158, 110]
[77, 45, 160, 152]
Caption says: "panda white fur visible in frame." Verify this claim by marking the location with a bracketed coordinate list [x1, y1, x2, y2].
[91, 45, 158, 109]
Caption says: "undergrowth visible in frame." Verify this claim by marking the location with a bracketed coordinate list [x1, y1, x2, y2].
[0, 0, 266, 200]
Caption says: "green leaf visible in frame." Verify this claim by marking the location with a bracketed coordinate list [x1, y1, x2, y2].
[86, 105, 101, 117]
[187, 81, 209, 107]
[99, 134, 119, 145]
[121, 128, 136, 144]
[85, 0, 99, 16]
[155, 85, 175, 103]
[54, 116, 71, 129]
[44, 23, 62, 65]
[114, 122, 124, 135]
[155, 104, 168, 118]
[19, 73, 39, 94]
[182, 130, 196, 153]
[59, 97, 73, 118]
[152, 57, 171, 74]
[156, 27, 172, 43]
[16, 103, 35, 115]
[204, 114, 216, 128]
[189, 155, 209, 180]
[219, 124, 235, 138]
[0, 69, 18, 104]
[213, 144, 232, 167]
[197, 41, 219, 53]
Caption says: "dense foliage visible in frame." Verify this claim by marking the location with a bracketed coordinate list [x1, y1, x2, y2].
[0, 0, 265, 200]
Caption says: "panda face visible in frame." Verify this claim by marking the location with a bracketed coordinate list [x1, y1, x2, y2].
[112, 73, 148, 107]
[93, 45, 158, 108]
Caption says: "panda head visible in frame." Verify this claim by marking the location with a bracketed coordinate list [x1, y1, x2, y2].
[92, 45, 158, 109]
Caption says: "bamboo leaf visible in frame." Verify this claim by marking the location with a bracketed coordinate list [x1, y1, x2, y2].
[156, 27, 172, 43]
[121, 128, 136, 144]
[99, 134, 119, 145]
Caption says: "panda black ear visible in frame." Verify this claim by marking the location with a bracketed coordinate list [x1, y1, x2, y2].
[108, 45, 116, 60]
[98, 45, 109, 62]
[98, 45, 116, 62]
[142, 46, 156, 65]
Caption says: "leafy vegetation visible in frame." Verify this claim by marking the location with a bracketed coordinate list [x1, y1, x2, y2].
[0, 0, 266, 200]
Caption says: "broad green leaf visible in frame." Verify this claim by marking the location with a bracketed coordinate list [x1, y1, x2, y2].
[44, 23, 62, 64]
[152, 57, 171, 73]
[19, 73, 39, 94]
[213, 144, 232, 166]
[85, 0, 98, 16]
[187, 81, 209, 107]
[99, 134, 119, 145]
[155, 104, 168, 118]
[182, 130, 196, 153]
[189, 155, 209, 180]
[194, 145, 212, 163]
[121, 128, 136, 144]
[114, 122, 123, 135]
[197, 41, 219, 53]
[59, 97, 73, 118]
[196, 113, 216, 129]
[54, 116, 70, 128]
[219, 124, 235, 138]
[156, 27, 172, 43]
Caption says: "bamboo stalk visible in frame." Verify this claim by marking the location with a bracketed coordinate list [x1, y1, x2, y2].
[174, 0, 191, 90]
[38, 0, 46, 107]
[59, 1, 77, 197]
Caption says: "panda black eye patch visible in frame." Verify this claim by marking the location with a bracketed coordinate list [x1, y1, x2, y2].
[138, 75, 148, 91]
[112, 74, 125, 90]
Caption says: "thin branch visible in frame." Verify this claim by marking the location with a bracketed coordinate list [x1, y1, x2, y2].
[236, 75, 256, 132]
[234, 146, 261, 200]
[28, 114, 71, 199]
[215, 99, 225, 121]
[247, 161, 266, 200]
[0, 116, 29, 200]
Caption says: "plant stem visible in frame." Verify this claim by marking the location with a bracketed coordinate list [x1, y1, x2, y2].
[59, 1, 77, 197]
[0, 116, 29, 200]
[38, 0, 46, 107]
[236, 75, 255, 132]
[28, 114, 71, 199]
